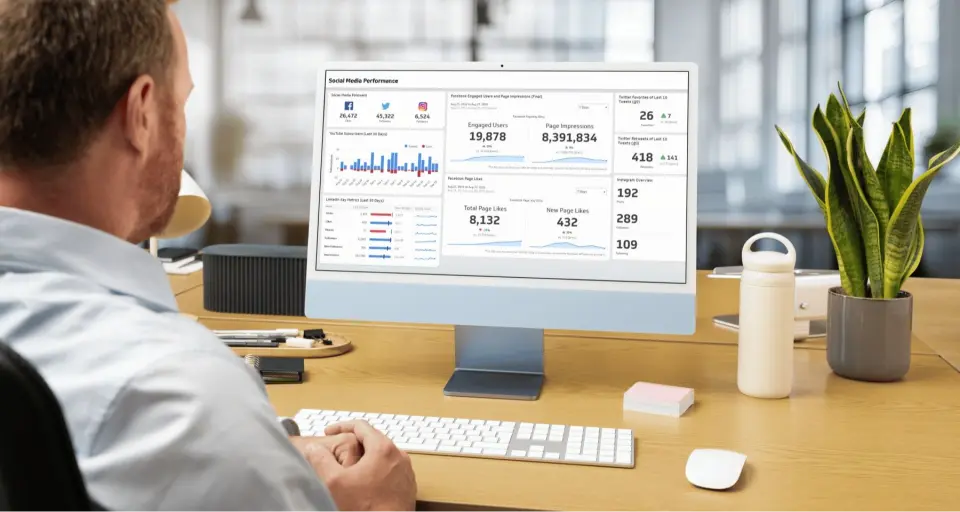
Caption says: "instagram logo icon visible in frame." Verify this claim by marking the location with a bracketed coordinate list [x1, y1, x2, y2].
[418, 102, 428, 111]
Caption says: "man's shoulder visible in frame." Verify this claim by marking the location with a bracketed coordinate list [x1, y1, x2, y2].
[0, 269, 246, 455]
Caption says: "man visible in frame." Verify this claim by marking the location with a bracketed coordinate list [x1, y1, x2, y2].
[0, 1, 416, 510]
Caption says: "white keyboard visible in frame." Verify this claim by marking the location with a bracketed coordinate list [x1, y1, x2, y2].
[293, 409, 635, 468]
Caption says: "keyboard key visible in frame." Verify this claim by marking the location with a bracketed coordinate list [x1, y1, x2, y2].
[292, 409, 633, 469]
[474, 442, 509, 451]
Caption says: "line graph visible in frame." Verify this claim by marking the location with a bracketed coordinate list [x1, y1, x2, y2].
[451, 155, 525, 163]
[532, 157, 607, 165]
[446, 240, 522, 247]
[529, 241, 605, 250]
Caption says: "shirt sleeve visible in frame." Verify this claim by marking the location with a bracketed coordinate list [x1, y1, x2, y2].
[83, 350, 338, 511]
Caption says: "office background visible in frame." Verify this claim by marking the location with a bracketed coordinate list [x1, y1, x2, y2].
[170, 0, 960, 277]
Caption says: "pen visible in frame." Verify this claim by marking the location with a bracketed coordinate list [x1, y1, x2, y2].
[217, 334, 292, 341]
[213, 329, 299, 337]
[224, 339, 282, 347]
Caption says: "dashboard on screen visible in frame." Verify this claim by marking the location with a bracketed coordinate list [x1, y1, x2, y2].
[313, 70, 691, 284]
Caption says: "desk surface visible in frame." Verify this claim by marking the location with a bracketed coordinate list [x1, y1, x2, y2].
[168, 271, 202, 296]
[174, 272, 960, 510]
[174, 272, 939, 357]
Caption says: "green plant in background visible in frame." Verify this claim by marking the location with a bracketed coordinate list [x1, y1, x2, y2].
[775, 84, 960, 299]
[923, 121, 960, 165]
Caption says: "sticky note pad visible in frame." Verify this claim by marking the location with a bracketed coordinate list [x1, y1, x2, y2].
[623, 381, 694, 417]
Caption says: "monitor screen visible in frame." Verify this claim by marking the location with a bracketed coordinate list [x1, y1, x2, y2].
[312, 68, 692, 287]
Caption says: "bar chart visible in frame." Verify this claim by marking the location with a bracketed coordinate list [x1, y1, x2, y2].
[337, 150, 440, 177]
[316, 195, 442, 267]
[324, 129, 444, 196]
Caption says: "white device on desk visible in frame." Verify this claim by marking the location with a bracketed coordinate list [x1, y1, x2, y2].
[295, 409, 635, 469]
[685, 448, 747, 490]
[708, 266, 840, 340]
[304, 62, 699, 400]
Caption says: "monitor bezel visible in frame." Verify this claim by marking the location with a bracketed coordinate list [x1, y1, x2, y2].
[306, 61, 698, 298]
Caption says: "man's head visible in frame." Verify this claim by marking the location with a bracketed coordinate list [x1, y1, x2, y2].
[0, 0, 193, 242]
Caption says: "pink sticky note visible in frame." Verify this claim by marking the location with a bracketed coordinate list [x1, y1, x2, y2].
[624, 381, 695, 417]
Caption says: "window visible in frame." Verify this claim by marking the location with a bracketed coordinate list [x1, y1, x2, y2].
[221, 0, 654, 187]
[719, 0, 764, 176]
[774, 0, 809, 192]
[843, 0, 939, 167]
[717, 0, 940, 199]
[605, 0, 655, 62]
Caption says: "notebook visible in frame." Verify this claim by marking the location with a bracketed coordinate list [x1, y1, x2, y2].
[243, 355, 304, 384]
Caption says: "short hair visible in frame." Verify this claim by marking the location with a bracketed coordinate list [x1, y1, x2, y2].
[0, 0, 175, 171]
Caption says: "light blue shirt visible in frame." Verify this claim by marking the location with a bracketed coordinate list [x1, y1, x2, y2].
[0, 207, 337, 511]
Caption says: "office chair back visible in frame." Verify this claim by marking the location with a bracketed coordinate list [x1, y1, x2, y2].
[0, 342, 99, 510]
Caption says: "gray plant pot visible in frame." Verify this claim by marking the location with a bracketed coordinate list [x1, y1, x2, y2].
[826, 287, 913, 382]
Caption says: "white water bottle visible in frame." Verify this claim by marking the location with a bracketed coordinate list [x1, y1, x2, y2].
[737, 232, 796, 399]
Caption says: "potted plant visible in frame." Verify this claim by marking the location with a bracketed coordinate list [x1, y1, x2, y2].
[775, 84, 960, 382]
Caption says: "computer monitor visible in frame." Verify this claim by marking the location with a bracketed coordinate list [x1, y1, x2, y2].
[306, 62, 698, 400]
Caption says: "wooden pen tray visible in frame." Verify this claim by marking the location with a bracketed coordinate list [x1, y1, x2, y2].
[229, 334, 353, 358]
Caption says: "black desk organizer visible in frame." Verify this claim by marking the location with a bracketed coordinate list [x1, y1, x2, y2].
[202, 244, 307, 316]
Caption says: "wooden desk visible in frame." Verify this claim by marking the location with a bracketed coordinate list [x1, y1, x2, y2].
[168, 271, 202, 296]
[173, 273, 960, 510]
[173, 272, 938, 356]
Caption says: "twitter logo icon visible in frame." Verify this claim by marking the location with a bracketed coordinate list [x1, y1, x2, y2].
[381, 102, 390, 110]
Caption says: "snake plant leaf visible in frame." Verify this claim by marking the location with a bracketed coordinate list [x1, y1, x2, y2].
[845, 130, 885, 298]
[812, 106, 867, 297]
[775, 125, 827, 214]
[849, 123, 889, 251]
[876, 120, 913, 214]
[901, 217, 924, 288]
[838, 83, 859, 126]
[856, 110, 865, 127]
[884, 141, 960, 298]
[825, 95, 863, 222]
[898, 108, 914, 160]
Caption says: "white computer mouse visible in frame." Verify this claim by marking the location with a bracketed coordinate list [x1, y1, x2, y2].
[685, 448, 747, 490]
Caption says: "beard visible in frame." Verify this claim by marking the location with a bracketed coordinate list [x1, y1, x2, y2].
[130, 97, 184, 242]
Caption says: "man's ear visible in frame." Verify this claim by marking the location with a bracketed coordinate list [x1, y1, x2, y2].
[123, 74, 157, 156]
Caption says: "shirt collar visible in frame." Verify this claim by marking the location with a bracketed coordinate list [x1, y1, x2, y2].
[0, 207, 178, 312]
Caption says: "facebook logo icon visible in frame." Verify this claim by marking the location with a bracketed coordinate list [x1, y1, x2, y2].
[344, 101, 354, 110]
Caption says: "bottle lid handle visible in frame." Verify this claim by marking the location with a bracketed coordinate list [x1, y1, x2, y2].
[742, 232, 797, 269]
